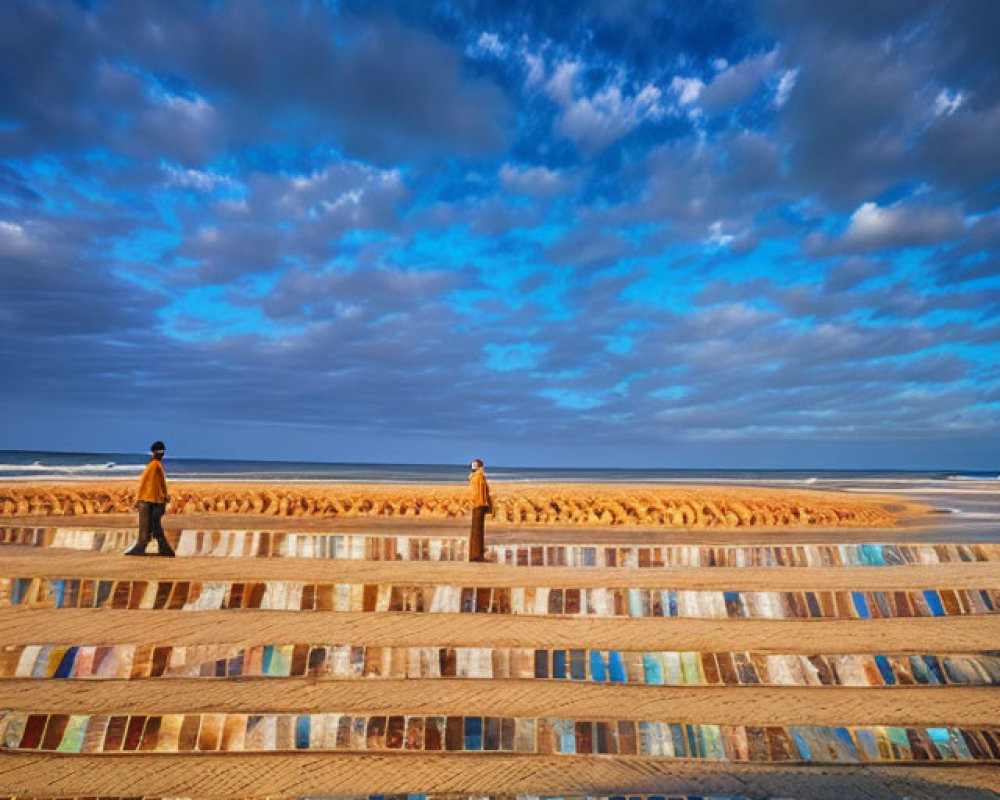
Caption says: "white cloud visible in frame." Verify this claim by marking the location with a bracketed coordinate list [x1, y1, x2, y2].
[706, 220, 735, 248]
[468, 31, 507, 59]
[774, 68, 798, 108]
[933, 88, 965, 117]
[839, 201, 965, 251]
[546, 62, 665, 155]
[669, 75, 704, 106]
[499, 163, 570, 196]
[164, 165, 236, 191]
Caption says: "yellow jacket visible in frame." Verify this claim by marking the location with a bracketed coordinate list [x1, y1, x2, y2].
[138, 459, 168, 503]
[470, 469, 491, 508]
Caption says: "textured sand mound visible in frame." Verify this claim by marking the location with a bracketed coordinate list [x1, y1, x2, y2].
[0, 482, 904, 527]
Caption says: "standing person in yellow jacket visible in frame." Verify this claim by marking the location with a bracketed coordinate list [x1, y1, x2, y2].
[468, 459, 492, 562]
[125, 441, 175, 557]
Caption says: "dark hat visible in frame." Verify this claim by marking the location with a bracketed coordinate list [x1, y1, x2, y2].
[150, 441, 166, 453]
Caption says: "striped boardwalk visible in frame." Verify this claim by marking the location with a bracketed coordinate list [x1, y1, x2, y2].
[1, 521, 999, 799]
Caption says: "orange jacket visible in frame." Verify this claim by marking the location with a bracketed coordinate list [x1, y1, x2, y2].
[469, 469, 491, 508]
[137, 459, 168, 503]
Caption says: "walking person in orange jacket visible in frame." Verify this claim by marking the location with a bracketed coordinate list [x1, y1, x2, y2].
[468, 459, 492, 562]
[125, 441, 176, 557]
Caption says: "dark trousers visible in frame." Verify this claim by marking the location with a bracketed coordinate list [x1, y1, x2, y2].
[135, 501, 168, 553]
[469, 506, 487, 561]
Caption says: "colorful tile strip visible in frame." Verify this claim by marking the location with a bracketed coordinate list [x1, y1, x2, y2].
[3, 643, 997, 686]
[2, 578, 997, 618]
[2, 527, 997, 567]
[1, 712, 997, 762]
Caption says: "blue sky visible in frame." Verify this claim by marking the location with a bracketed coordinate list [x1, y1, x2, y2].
[1, 0, 998, 468]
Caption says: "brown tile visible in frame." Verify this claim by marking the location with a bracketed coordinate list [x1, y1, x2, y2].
[20, 714, 47, 749]
[81, 715, 108, 754]
[701, 652, 721, 684]
[765, 726, 794, 761]
[127, 581, 147, 610]
[404, 717, 424, 750]
[226, 583, 245, 609]
[362, 584, 379, 612]
[111, 581, 131, 609]
[122, 716, 146, 751]
[78, 579, 95, 608]
[315, 584, 334, 611]
[40, 715, 68, 750]
[246, 582, 266, 609]
[716, 652, 740, 685]
[574, 721, 593, 754]
[385, 715, 405, 749]
[565, 588, 581, 615]
[424, 716, 443, 751]
[150, 646, 171, 678]
[336, 716, 352, 749]
[616, 720, 637, 755]
[198, 715, 221, 751]
[483, 716, 501, 751]
[152, 581, 173, 609]
[366, 716, 387, 749]
[167, 581, 190, 609]
[476, 587, 492, 613]
[492, 587, 511, 614]
[290, 644, 310, 676]
[445, 716, 464, 750]
[501, 717, 516, 751]
[102, 715, 128, 751]
[746, 726, 775, 760]
[364, 646, 384, 678]
[138, 716, 161, 751]
[440, 648, 457, 677]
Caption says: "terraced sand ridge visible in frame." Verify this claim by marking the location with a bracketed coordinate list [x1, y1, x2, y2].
[0, 481, 911, 527]
[1, 516, 998, 799]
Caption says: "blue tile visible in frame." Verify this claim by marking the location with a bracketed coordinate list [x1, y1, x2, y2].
[589, 650, 607, 682]
[464, 716, 482, 750]
[53, 647, 78, 679]
[261, 645, 274, 674]
[923, 590, 946, 617]
[608, 651, 627, 683]
[923, 655, 947, 684]
[834, 727, 860, 761]
[851, 592, 871, 618]
[874, 655, 895, 685]
[295, 715, 310, 749]
[552, 649, 567, 680]
[642, 653, 664, 685]
[789, 727, 811, 760]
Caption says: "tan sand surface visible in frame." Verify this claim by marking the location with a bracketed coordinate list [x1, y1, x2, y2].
[2, 754, 998, 799]
[5, 679, 996, 726]
[0, 481, 919, 527]
[2, 609, 997, 652]
[4, 547, 1000, 590]
[1, 495, 996, 799]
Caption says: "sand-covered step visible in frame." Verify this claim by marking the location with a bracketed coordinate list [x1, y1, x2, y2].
[2, 711, 997, 763]
[6, 549, 1000, 592]
[5, 680, 998, 727]
[3, 578, 998, 618]
[4, 526, 997, 567]
[4, 755, 999, 800]
[3, 610, 996, 652]
[3, 643, 998, 687]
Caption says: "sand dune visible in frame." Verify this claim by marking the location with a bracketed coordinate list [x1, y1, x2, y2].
[0, 481, 910, 527]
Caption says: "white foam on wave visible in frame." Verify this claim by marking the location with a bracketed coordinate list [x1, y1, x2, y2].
[0, 462, 144, 474]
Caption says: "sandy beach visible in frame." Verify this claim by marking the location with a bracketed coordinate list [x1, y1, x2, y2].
[0, 480, 919, 527]
[0, 482, 997, 799]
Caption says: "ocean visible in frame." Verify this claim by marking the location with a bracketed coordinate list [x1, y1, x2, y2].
[1, 449, 996, 485]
